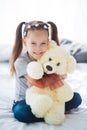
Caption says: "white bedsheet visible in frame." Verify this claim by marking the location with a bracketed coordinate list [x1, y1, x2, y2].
[0, 62, 87, 130]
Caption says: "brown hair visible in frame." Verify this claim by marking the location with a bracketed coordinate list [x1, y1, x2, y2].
[10, 20, 60, 76]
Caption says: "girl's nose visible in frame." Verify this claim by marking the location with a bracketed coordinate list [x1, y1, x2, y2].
[36, 45, 41, 50]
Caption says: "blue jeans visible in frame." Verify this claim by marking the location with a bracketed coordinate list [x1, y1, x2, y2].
[12, 92, 82, 123]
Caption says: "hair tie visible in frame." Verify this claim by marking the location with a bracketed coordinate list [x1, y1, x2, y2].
[22, 22, 49, 37]
[47, 23, 51, 40]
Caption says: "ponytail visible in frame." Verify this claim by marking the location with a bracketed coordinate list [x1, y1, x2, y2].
[10, 22, 25, 76]
[10, 20, 60, 76]
[47, 21, 60, 45]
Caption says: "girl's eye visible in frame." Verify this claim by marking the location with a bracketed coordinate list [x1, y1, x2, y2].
[49, 58, 52, 61]
[57, 62, 60, 66]
[41, 42, 47, 45]
[43, 42, 46, 44]
[31, 42, 36, 45]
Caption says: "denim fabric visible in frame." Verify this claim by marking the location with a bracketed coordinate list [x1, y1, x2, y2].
[65, 92, 82, 111]
[12, 92, 82, 123]
[12, 100, 44, 123]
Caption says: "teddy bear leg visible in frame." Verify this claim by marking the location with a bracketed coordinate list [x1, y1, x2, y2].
[44, 103, 65, 125]
[31, 95, 53, 118]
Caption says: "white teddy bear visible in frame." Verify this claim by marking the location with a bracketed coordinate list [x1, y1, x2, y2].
[26, 41, 76, 125]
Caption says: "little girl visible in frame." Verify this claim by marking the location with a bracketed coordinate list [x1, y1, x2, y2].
[10, 20, 82, 123]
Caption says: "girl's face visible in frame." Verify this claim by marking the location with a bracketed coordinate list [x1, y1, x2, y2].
[23, 30, 49, 60]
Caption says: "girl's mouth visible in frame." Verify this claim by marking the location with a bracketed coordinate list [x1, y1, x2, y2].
[34, 52, 44, 55]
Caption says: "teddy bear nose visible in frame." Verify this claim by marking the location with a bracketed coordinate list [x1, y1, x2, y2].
[46, 65, 52, 71]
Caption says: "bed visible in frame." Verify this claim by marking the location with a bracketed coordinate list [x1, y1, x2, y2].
[0, 39, 87, 130]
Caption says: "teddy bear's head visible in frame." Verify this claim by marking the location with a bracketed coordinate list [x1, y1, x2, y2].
[38, 46, 76, 75]
[27, 41, 76, 80]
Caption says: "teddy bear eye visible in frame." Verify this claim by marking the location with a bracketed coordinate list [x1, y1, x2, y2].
[49, 58, 52, 61]
[57, 62, 60, 66]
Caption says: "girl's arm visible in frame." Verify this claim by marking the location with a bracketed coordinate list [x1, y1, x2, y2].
[24, 74, 67, 89]
[24, 74, 33, 87]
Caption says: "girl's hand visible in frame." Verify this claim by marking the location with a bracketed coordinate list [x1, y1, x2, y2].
[24, 74, 33, 88]
[25, 74, 67, 88]
[59, 74, 67, 80]
[27, 81, 32, 88]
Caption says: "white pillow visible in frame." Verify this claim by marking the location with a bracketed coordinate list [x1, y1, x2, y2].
[0, 44, 12, 62]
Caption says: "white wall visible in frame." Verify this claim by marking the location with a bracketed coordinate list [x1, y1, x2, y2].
[0, 0, 87, 44]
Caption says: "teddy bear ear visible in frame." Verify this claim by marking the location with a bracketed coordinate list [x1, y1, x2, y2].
[66, 56, 76, 73]
[48, 40, 57, 49]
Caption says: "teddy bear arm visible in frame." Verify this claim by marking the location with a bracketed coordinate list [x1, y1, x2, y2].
[26, 87, 41, 105]
[56, 82, 73, 102]
[26, 87, 44, 105]
[27, 61, 44, 79]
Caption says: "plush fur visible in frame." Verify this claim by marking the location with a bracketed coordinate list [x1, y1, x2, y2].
[26, 41, 76, 125]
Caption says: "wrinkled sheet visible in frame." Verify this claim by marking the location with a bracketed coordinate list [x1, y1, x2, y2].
[0, 62, 87, 130]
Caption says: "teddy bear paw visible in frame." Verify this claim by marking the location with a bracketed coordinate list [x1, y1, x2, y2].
[44, 104, 65, 125]
[45, 112, 65, 125]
